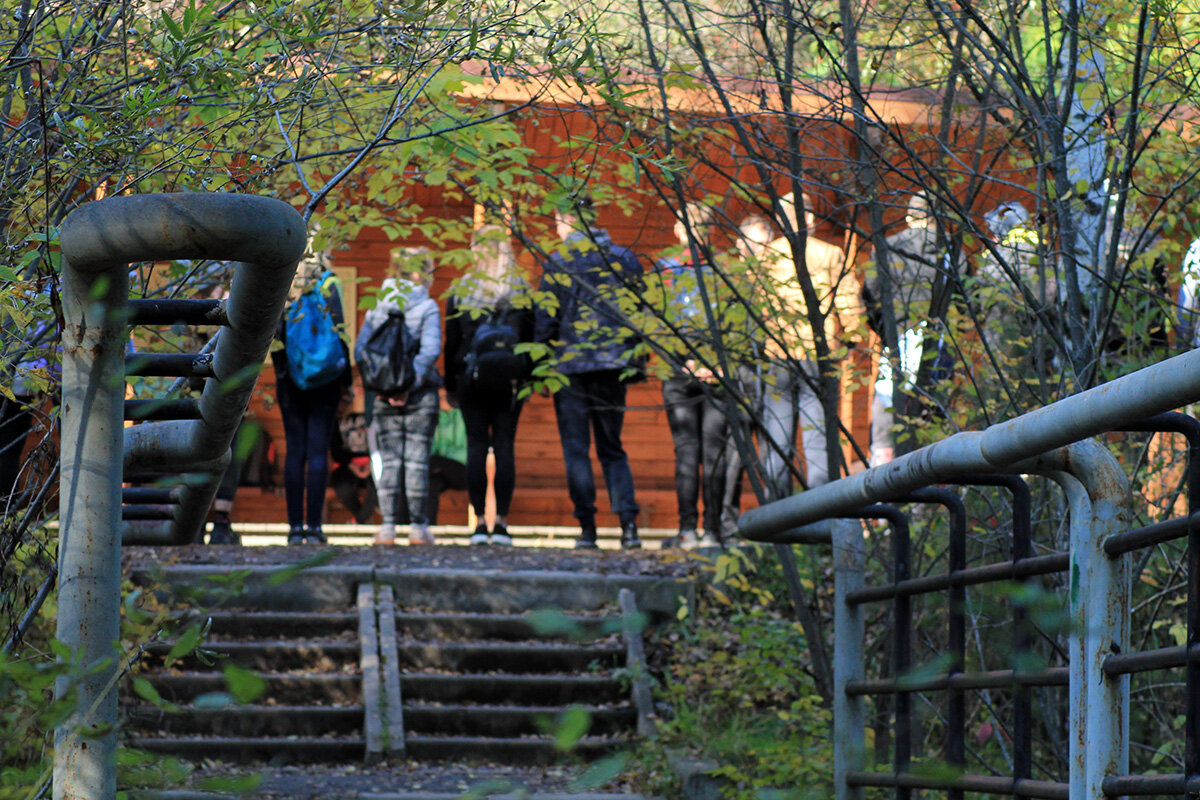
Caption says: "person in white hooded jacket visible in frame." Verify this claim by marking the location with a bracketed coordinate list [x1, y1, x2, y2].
[360, 247, 443, 545]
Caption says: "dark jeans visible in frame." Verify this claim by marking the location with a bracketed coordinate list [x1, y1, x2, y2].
[461, 399, 523, 519]
[277, 376, 342, 529]
[552, 370, 638, 525]
[662, 376, 742, 536]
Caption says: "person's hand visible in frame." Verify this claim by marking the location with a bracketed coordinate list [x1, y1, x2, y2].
[386, 391, 409, 407]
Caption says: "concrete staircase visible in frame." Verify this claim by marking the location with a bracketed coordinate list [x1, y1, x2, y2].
[123, 551, 689, 770]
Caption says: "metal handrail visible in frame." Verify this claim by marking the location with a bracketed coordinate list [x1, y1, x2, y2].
[56, 193, 305, 800]
[737, 352, 1200, 800]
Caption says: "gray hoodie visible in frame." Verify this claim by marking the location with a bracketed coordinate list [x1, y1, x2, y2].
[359, 278, 442, 411]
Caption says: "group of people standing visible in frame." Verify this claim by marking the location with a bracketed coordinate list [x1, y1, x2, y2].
[251, 188, 1069, 552]
[270, 233, 533, 548]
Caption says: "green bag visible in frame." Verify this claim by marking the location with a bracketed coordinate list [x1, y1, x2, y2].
[431, 408, 467, 465]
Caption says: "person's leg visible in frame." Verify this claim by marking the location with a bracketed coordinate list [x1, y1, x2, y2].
[757, 362, 797, 501]
[870, 384, 895, 467]
[796, 361, 829, 488]
[662, 377, 701, 536]
[276, 378, 308, 532]
[302, 381, 342, 538]
[587, 371, 639, 536]
[553, 377, 598, 530]
[401, 389, 440, 542]
[490, 401, 522, 519]
[461, 402, 491, 521]
[209, 423, 247, 544]
[698, 389, 729, 539]
[372, 414, 405, 541]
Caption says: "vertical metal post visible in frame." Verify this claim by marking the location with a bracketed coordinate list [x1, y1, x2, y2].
[1034, 441, 1131, 800]
[832, 519, 865, 800]
[55, 254, 128, 800]
[891, 509, 911, 800]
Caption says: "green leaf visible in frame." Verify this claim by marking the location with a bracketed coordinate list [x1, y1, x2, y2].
[552, 705, 591, 752]
[266, 547, 336, 586]
[223, 663, 266, 704]
[165, 625, 204, 665]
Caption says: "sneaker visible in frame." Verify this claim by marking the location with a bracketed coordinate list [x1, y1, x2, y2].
[410, 525, 435, 546]
[575, 520, 599, 550]
[373, 525, 396, 546]
[661, 529, 698, 550]
[469, 523, 490, 546]
[620, 521, 642, 550]
[208, 516, 239, 545]
[287, 525, 305, 545]
[490, 524, 513, 547]
[698, 531, 722, 549]
[305, 526, 327, 545]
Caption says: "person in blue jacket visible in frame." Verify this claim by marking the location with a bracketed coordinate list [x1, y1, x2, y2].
[535, 193, 645, 550]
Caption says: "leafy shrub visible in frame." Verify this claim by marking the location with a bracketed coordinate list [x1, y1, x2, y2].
[636, 548, 834, 800]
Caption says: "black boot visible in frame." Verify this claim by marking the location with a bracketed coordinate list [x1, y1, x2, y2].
[620, 520, 641, 550]
[574, 520, 599, 550]
[208, 513, 239, 545]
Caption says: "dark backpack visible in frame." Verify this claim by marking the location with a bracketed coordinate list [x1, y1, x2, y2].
[355, 310, 419, 396]
[462, 309, 523, 398]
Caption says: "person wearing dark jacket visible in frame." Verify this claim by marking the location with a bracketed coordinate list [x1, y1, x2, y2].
[272, 258, 352, 545]
[444, 226, 535, 546]
[534, 195, 645, 550]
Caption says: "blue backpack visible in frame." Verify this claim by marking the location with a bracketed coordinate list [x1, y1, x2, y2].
[285, 272, 347, 390]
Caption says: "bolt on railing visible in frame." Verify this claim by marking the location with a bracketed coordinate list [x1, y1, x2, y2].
[739, 347, 1200, 800]
[56, 193, 305, 800]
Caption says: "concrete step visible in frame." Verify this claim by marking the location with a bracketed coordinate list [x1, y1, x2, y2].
[126, 704, 363, 737]
[197, 609, 613, 641]
[128, 735, 367, 763]
[394, 641, 624, 672]
[202, 610, 357, 638]
[145, 640, 359, 671]
[401, 672, 626, 705]
[141, 672, 360, 705]
[402, 702, 637, 737]
[403, 735, 627, 765]
[132, 564, 691, 618]
[393, 611, 614, 641]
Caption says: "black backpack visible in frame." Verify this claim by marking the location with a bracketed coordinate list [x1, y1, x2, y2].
[462, 308, 523, 398]
[356, 310, 419, 396]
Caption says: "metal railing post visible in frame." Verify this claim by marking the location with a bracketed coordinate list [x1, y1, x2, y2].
[55, 193, 305, 800]
[54, 240, 129, 800]
[832, 518, 865, 800]
[1027, 441, 1132, 800]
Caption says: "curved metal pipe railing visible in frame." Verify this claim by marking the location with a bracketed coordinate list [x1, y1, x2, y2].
[56, 193, 305, 800]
